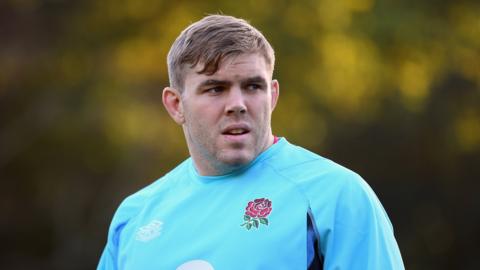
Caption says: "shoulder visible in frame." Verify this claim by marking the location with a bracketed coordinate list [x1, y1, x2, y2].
[264, 139, 381, 216]
[107, 159, 190, 236]
[265, 139, 363, 191]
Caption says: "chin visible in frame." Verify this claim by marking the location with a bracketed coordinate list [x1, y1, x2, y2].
[219, 151, 254, 167]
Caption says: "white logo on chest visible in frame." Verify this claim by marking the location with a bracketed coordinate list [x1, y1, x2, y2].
[135, 220, 163, 242]
[176, 260, 214, 270]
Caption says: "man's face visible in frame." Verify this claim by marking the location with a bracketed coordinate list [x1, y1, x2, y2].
[179, 53, 279, 175]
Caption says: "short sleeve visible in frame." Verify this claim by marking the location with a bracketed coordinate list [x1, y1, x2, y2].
[313, 174, 405, 270]
[97, 192, 146, 270]
[97, 220, 125, 270]
[97, 209, 131, 270]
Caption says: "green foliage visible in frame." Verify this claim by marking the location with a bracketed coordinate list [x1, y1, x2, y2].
[0, 0, 478, 269]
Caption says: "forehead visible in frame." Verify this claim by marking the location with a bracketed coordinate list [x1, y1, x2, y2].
[184, 53, 272, 84]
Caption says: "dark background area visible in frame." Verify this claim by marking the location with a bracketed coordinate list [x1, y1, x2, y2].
[1, 0, 479, 269]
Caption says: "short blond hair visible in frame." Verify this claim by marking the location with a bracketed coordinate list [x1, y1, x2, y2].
[167, 15, 275, 90]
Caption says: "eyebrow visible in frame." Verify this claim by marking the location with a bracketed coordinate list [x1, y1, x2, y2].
[197, 79, 231, 89]
[241, 76, 268, 86]
[196, 76, 268, 90]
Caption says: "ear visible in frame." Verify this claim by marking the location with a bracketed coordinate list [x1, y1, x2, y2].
[162, 87, 185, 124]
[270, 79, 280, 111]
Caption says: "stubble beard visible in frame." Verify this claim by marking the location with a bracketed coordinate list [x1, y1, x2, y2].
[184, 123, 272, 176]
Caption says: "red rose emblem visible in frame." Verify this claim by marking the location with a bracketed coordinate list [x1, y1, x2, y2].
[245, 198, 272, 218]
[241, 198, 272, 230]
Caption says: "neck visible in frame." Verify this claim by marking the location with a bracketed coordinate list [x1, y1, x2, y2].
[190, 133, 275, 176]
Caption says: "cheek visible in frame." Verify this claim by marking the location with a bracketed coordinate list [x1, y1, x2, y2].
[254, 103, 272, 123]
[185, 106, 219, 135]
[184, 103, 208, 122]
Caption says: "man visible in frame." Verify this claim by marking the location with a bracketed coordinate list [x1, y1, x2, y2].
[98, 15, 404, 270]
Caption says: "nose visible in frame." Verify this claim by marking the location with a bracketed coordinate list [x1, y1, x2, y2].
[225, 88, 247, 115]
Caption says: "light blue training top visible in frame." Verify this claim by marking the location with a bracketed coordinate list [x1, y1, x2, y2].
[98, 138, 404, 270]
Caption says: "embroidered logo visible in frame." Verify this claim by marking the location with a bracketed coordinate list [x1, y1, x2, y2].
[241, 198, 272, 230]
[135, 220, 163, 242]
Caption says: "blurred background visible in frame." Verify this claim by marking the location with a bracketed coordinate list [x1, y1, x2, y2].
[1, 0, 479, 269]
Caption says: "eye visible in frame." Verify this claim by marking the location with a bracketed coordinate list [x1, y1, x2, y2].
[205, 86, 224, 95]
[246, 84, 262, 91]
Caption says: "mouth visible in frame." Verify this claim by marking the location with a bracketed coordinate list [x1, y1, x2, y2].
[222, 128, 249, 135]
[221, 125, 251, 138]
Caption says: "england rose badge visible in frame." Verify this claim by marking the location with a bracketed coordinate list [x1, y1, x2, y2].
[241, 198, 272, 230]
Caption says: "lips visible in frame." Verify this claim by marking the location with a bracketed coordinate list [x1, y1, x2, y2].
[221, 124, 251, 136]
